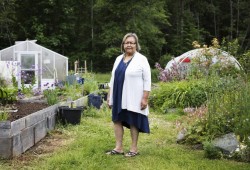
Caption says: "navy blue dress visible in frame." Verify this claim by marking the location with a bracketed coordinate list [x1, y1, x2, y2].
[112, 58, 150, 133]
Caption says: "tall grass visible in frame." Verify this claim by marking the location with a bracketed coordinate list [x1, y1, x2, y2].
[93, 73, 111, 83]
[1, 104, 249, 170]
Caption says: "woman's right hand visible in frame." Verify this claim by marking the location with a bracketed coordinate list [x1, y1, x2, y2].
[107, 98, 112, 108]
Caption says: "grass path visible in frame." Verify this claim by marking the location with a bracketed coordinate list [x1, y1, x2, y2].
[1, 106, 250, 170]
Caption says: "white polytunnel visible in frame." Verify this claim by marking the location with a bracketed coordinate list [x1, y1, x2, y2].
[165, 48, 242, 72]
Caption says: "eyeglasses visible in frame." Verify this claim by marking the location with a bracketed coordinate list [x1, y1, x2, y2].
[123, 42, 136, 45]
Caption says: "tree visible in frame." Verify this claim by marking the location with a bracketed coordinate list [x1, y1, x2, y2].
[93, 0, 170, 71]
[0, 0, 16, 48]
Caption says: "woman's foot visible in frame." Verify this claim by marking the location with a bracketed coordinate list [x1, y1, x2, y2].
[106, 149, 124, 155]
[124, 151, 139, 157]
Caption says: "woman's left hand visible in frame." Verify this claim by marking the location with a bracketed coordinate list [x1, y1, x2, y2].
[141, 98, 148, 110]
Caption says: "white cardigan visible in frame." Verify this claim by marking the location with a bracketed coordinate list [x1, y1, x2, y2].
[109, 52, 151, 116]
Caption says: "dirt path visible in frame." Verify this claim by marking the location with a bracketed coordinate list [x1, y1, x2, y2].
[3, 129, 73, 169]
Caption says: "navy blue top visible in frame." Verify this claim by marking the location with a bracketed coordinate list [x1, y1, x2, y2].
[112, 57, 150, 133]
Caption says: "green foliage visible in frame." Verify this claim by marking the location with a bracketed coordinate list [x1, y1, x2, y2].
[149, 80, 208, 112]
[19, 74, 37, 97]
[43, 89, 58, 105]
[2, 110, 250, 169]
[0, 87, 17, 104]
[0, 0, 16, 48]
[0, 77, 7, 87]
[0, 110, 9, 121]
[11, 75, 18, 88]
[94, 73, 111, 82]
[179, 73, 250, 151]
[238, 50, 250, 74]
[240, 147, 250, 162]
[158, 54, 174, 67]
[83, 103, 109, 118]
[203, 141, 223, 159]
[221, 38, 240, 58]
[82, 74, 98, 96]
[1, 0, 250, 72]
[151, 69, 160, 83]
[83, 106, 99, 117]
[94, 0, 169, 67]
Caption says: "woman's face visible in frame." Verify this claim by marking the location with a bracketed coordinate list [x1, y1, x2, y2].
[124, 36, 136, 55]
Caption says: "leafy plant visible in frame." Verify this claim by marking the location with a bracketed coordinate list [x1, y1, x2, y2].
[176, 106, 208, 144]
[151, 69, 160, 83]
[0, 109, 9, 121]
[82, 79, 98, 96]
[83, 106, 99, 117]
[240, 146, 250, 162]
[203, 141, 223, 159]
[43, 89, 58, 105]
[155, 62, 186, 82]
[0, 77, 7, 87]
[149, 79, 208, 112]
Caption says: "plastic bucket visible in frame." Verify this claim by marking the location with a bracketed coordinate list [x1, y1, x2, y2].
[58, 106, 84, 125]
[88, 94, 103, 109]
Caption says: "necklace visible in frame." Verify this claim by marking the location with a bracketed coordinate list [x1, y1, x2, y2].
[123, 54, 134, 66]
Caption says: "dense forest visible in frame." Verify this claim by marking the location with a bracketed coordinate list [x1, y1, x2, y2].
[0, 0, 250, 72]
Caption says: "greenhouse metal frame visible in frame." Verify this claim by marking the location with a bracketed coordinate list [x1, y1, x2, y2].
[0, 40, 68, 91]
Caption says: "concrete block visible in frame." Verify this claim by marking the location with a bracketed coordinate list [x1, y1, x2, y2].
[25, 110, 45, 127]
[0, 121, 11, 129]
[12, 133, 23, 157]
[0, 137, 12, 158]
[21, 126, 34, 152]
[0, 129, 11, 138]
[75, 96, 88, 107]
[34, 120, 47, 144]
[11, 117, 26, 135]
[47, 115, 56, 131]
[0, 120, 11, 139]
[44, 105, 58, 117]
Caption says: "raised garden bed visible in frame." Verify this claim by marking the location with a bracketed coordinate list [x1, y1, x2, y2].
[0, 96, 87, 159]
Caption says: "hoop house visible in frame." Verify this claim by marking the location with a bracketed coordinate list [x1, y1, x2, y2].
[165, 48, 242, 72]
[0, 40, 68, 91]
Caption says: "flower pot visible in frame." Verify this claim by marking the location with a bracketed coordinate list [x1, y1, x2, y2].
[88, 94, 103, 109]
[58, 106, 84, 125]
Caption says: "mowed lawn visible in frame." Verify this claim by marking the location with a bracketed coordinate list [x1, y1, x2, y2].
[1, 105, 250, 170]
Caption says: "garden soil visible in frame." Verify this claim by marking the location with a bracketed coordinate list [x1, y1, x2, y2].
[8, 102, 49, 122]
[4, 102, 73, 167]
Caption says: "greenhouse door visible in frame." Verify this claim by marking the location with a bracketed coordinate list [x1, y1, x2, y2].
[18, 52, 38, 89]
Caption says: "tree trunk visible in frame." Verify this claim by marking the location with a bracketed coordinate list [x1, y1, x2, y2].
[230, 0, 233, 40]
[236, 0, 240, 37]
[211, 0, 217, 37]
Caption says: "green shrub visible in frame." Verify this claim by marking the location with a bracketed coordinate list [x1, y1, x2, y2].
[43, 89, 58, 105]
[0, 110, 9, 121]
[84, 106, 99, 117]
[203, 141, 223, 159]
[0, 77, 7, 87]
[151, 68, 160, 83]
[149, 79, 209, 111]
[240, 147, 250, 162]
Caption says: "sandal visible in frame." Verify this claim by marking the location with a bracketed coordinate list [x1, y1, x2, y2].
[106, 150, 124, 155]
[124, 151, 139, 157]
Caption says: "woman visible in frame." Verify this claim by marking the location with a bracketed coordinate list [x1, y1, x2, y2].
[106, 33, 151, 157]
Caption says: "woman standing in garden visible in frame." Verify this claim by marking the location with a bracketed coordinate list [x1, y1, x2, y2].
[106, 33, 151, 157]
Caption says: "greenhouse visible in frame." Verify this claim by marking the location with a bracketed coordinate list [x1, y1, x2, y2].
[0, 40, 68, 91]
[165, 48, 242, 72]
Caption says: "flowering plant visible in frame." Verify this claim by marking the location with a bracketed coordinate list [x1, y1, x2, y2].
[155, 62, 187, 82]
[43, 89, 58, 105]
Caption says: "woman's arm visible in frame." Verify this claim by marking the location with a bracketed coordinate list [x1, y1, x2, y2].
[141, 90, 150, 110]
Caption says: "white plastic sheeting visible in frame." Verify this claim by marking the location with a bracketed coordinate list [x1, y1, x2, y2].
[165, 48, 241, 71]
[0, 40, 68, 90]
[0, 61, 20, 86]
